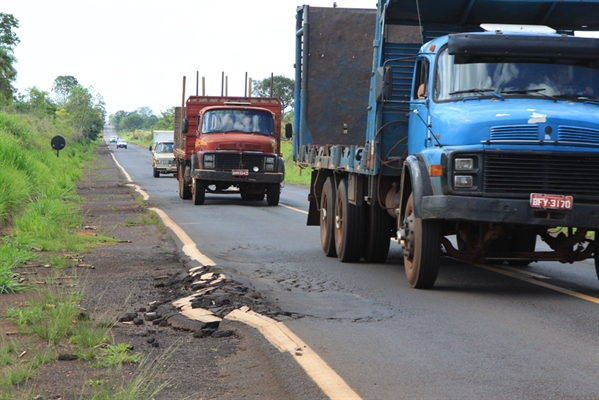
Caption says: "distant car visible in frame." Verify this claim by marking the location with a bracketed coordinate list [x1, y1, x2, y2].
[109, 135, 117, 143]
[116, 139, 128, 149]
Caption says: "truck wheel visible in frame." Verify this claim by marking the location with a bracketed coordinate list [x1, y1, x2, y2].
[177, 167, 184, 199]
[192, 179, 206, 205]
[363, 201, 391, 263]
[178, 166, 191, 200]
[507, 231, 536, 266]
[334, 178, 363, 262]
[320, 177, 337, 257]
[267, 183, 280, 206]
[153, 167, 159, 178]
[402, 194, 441, 288]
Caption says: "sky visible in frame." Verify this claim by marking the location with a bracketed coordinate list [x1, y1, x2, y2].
[2, 0, 377, 117]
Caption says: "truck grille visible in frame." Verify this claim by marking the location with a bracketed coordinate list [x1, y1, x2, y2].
[215, 154, 265, 170]
[483, 153, 599, 200]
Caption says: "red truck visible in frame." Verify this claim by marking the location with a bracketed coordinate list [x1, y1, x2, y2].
[174, 96, 284, 206]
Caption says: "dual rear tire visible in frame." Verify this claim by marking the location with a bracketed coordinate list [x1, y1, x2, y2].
[178, 165, 191, 200]
[319, 176, 391, 263]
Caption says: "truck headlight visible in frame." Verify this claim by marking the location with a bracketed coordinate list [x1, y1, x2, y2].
[264, 156, 275, 171]
[455, 158, 474, 171]
[454, 175, 473, 188]
[203, 154, 214, 168]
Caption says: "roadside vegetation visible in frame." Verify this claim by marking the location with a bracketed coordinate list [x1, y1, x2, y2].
[0, 12, 175, 398]
[0, 112, 171, 398]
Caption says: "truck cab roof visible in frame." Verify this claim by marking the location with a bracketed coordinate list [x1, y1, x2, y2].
[384, 0, 599, 32]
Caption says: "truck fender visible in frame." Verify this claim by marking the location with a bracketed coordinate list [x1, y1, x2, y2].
[277, 156, 285, 174]
[191, 153, 198, 171]
[400, 154, 433, 219]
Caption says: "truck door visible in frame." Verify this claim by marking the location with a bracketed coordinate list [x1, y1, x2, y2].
[408, 58, 431, 153]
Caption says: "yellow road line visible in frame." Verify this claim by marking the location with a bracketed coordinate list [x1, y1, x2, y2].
[472, 263, 599, 305]
[226, 308, 362, 400]
[149, 207, 216, 267]
[280, 203, 309, 214]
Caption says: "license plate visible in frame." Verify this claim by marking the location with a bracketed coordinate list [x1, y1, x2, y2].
[232, 169, 249, 176]
[530, 193, 573, 210]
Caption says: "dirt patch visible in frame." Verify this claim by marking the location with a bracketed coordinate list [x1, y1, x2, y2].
[1, 145, 321, 399]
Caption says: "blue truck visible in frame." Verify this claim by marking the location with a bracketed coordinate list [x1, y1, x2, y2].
[290, 0, 599, 288]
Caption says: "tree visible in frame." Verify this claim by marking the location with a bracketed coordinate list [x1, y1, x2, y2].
[136, 106, 154, 119]
[0, 46, 17, 102]
[0, 13, 19, 103]
[121, 112, 144, 132]
[66, 85, 105, 141]
[153, 107, 175, 130]
[0, 13, 19, 50]
[52, 75, 79, 104]
[24, 86, 56, 116]
[252, 75, 294, 118]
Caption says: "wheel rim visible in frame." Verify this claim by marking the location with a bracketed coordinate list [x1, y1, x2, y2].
[320, 178, 337, 257]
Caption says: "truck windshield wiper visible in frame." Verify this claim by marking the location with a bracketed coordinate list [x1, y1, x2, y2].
[500, 88, 555, 100]
[449, 88, 503, 100]
[553, 93, 599, 102]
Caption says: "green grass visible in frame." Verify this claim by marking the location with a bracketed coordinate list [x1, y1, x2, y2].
[121, 211, 165, 233]
[281, 139, 310, 186]
[0, 111, 174, 399]
[95, 343, 142, 367]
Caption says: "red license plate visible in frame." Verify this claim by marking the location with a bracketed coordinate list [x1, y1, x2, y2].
[530, 193, 573, 210]
[232, 169, 249, 176]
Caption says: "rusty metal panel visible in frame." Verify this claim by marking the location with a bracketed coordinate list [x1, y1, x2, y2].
[306, 7, 375, 146]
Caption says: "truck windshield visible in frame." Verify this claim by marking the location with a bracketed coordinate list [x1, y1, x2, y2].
[155, 143, 173, 153]
[434, 48, 599, 102]
[201, 109, 275, 135]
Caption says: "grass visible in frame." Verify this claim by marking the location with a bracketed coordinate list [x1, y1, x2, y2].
[0, 112, 175, 399]
[281, 139, 310, 186]
[95, 343, 142, 367]
[121, 210, 166, 234]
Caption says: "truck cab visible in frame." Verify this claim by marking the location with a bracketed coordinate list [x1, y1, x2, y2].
[174, 96, 284, 206]
[293, 0, 599, 288]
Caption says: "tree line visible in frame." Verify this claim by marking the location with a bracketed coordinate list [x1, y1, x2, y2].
[108, 75, 295, 135]
[1, 11, 295, 139]
[1, 13, 106, 141]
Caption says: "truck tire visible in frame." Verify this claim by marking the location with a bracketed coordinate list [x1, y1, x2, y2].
[402, 194, 441, 289]
[178, 166, 192, 200]
[507, 231, 536, 266]
[320, 177, 337, 257]
[267, 183, 280, 206]
[363, 201, 391, 263]
[334, 178, 364, 262]
[153, 167, 159, 178]
[192, 179, 206, 205]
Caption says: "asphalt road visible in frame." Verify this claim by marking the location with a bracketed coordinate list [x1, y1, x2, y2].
[107, 133, 599, 400]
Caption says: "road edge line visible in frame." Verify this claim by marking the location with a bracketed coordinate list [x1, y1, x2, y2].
[226, 309, 362, 400]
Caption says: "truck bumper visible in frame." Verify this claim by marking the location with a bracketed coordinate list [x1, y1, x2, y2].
[156, 166, 176, 174]
[192, 170, 284, 184]
[421, 195, 599, 229]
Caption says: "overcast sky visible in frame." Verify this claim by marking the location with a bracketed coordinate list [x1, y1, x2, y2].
[3, 0, 376, 117]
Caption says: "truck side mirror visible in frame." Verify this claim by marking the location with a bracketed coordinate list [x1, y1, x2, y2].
[149, 145, 152, 151]
[375, 66, 393, 103]
[182, 118, 189, 134]
[285, 123, 293, 139]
